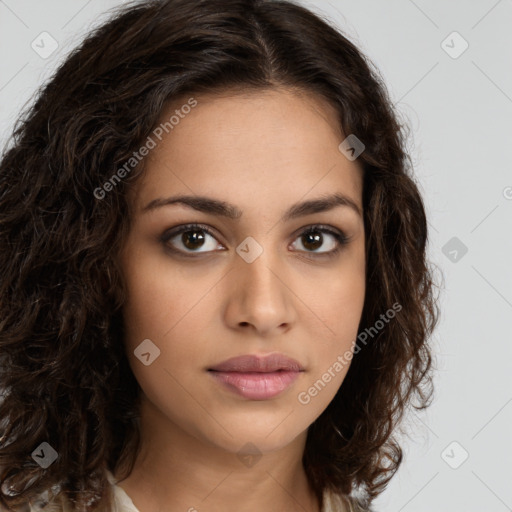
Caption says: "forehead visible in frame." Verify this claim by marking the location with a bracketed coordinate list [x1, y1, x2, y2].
[130, 87, 363, 215]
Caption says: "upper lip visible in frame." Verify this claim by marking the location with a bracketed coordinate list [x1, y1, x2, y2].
[208, 353, 304, 373]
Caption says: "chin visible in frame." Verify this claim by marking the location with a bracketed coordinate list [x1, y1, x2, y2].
[190, 414, 310, 457]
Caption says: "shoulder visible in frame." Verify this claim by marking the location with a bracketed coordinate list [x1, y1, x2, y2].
[25, 493, 73, 512]
[106, 471, 140, 512]
[25, 471, 137, 512]
[322, 488, 373, 512]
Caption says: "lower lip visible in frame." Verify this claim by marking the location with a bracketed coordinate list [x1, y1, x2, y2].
[208, 370, 301, 400]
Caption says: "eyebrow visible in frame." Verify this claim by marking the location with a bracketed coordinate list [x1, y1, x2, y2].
[142, 192, 362, 220]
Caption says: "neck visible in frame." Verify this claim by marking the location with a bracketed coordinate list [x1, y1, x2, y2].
[114, 395, 321, 512]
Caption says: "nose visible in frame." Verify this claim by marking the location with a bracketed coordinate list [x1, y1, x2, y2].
[223, 249, 297, 337]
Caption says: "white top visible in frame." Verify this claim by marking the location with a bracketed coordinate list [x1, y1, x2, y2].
[27, 471, 360, 511]
[105, 470, 356, 512]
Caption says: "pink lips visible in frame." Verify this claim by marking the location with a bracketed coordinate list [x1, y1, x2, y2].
[208, 354, 304, 400]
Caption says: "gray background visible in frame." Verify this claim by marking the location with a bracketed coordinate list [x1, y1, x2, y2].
[1, 1, 511, 510]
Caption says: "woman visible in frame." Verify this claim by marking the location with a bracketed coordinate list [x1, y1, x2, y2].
[0, 0, 440, 511]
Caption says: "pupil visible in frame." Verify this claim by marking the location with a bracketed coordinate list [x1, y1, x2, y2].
[183, 230, 205, 250]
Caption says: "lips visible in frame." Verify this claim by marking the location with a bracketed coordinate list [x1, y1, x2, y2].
[209, 353, 304, 373]
[208, 354, 304, 400]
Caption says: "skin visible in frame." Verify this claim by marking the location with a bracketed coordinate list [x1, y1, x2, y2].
[116, 87, 366, 512]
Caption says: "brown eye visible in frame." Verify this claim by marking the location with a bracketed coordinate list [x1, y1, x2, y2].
[181, 230, 206, 250]
[161, 224, 223, 254]
[291, 226, 348, 256]
[301, 231, 323, 251]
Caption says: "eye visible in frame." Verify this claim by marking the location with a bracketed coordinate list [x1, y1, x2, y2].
[291, 225, 349, 257]
[161, 223, 349, 257]
[161, 224, 223, 255]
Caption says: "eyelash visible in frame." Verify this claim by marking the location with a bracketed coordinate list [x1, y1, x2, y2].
[160, 223, 350, 259]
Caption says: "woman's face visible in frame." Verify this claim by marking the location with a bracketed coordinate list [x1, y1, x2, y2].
[119, 87, 366, 456]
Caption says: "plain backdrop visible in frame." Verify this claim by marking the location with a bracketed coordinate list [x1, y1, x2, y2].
[1, 1, 511, 511]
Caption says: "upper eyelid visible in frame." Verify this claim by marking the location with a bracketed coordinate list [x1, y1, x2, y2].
[161, 223, 222, 243]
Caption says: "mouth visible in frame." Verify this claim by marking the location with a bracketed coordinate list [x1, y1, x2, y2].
[207, 353, 304, 400]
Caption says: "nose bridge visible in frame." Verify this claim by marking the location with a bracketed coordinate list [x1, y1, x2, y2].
[227, 239, 295, 332]
[237, 243, 284, 303]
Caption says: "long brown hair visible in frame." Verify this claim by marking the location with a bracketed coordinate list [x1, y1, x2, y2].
[0, 0, 440, 510]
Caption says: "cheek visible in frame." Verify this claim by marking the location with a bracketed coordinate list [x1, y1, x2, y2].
[121, 246, 187, 340]
[329, 246, 366, 329]
[314, 281, 364, 371]
[297, 254, 365, 337]
[327, 273, 365, 336]
[120, 256, 208, 401]
[296, 276, 365, 411]
[121, 267, 174, 346]
[120, 252, 217, 373]
[298, 252, 365, 387]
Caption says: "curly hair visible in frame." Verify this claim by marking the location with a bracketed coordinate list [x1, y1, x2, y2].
[0, 0, 440, 510]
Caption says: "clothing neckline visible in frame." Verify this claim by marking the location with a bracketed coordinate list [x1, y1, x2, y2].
[105, 470, 353, 512]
